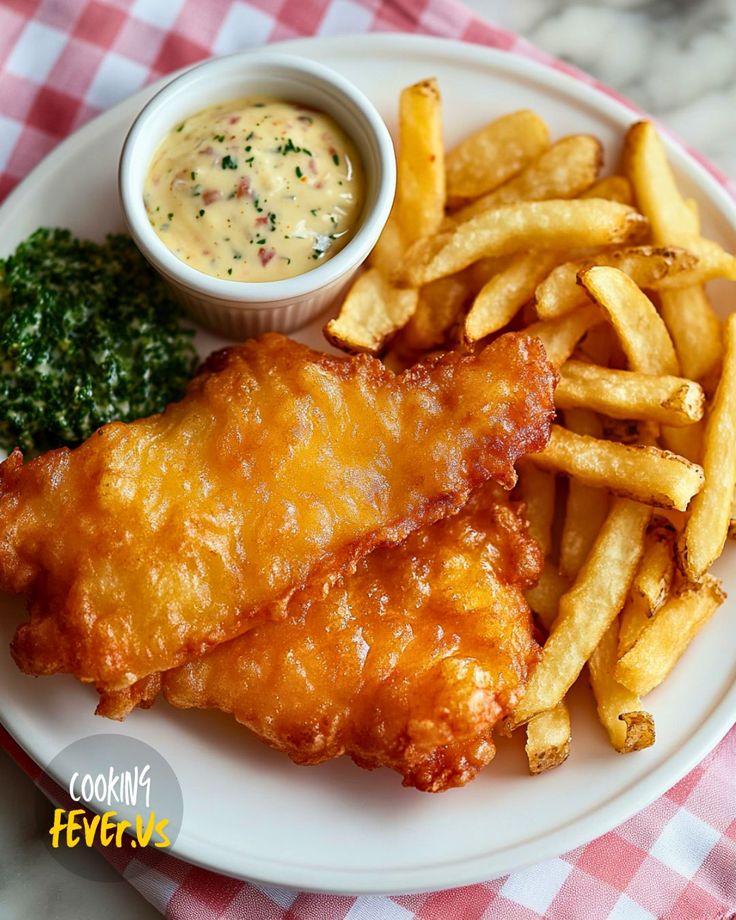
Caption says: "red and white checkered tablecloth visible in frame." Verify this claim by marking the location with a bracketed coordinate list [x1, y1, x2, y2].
[1, 2, 735, 919]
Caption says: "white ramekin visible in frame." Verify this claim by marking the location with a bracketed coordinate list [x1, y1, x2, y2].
[119, 52, 396, 339]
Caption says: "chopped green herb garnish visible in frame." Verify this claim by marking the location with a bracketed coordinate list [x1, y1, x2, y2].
[0, 229, 197, 454]
[221, 155, 238, 170]
[245, 145, 252, 152]
[176, 122, 185, 132]
[199, 209, 205, 216]
[190, 171, 196, 181]
[167, 212, 174, 220]
[310, 208, 320, 217]
[295, 166, 303, 178]
[276, 137, 313, 157]
[332, 153, 340, 166]
[227, 268, 232, 275]
[213, 133, 225, 142]
[245, 157, 254, 165]
[256, 238, 266, 245]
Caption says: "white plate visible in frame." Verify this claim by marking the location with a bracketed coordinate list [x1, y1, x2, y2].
[1, 34, 735, 896]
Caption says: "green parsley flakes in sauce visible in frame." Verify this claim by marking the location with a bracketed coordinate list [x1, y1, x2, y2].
[144, 97, 365, 282]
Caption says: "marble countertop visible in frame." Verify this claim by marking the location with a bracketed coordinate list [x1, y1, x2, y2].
[2, 1, 735, 917]
[492, 0, 736, 179]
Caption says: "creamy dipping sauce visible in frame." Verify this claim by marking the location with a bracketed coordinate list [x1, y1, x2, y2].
[144, 97, 365, 282]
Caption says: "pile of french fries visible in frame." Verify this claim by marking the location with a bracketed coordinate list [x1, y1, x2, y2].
[325, 79, 736, 774]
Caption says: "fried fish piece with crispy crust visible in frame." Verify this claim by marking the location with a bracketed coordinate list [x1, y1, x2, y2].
[159, 484, 542, 792]
[1, 332, 556, 693]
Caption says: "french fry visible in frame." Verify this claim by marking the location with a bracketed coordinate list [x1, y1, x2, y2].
[658, 287, 722, 382]
[403, 200, 648, 286]
[582, 175, 633, 204]
[578, 266, 678, 375]
[517, 463, 566, 625]
[531, 426, 704, 512]
[525, 536, 571, 775]
[525, 304, 603, 368]
[520, 478, 574, 776]
[574, 322, 625, 367]
[659, 420, 704, 464]
[465, 255, 512, 290]
[617, 592, 650, 661]
[623, 121, 726, 380]
[517, 463, 556, 557]
[555, 361, 705, 427]
[525, 704, 571, 774]
[678, 313, 736, 580]
[559, 410, 610, 579]
[602, 418, 658, 447]
[588, 620, 655, 753]
[324, 268, 418, 354]
[454, 134, 602, 222]
[392, 272, 471, 355]
[446, 109, 549, 200]
[370, 79, 446, 271]
[622, 120, 698, 245]
[535, 246, 698, 320]
[396, 78, 445, 246]
[526, 565, 571, 626]
[653, 237, 736, 288]
[509, 498, 650, 727]
[615, 575, 726, 696]
[685, 197, 700, 230]
[518, 459, 574, 774]
[633, 520, 677, 613]
[562, 407, 602, 440]
[621, 122, 735, 278]
[368, 214, 404, 277]
[464, 251, 560, 342]
[618, 520, 676, 656]
[698, 361, 723, 401]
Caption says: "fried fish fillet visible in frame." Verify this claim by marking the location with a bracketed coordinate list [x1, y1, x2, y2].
[1, 332, 555, 692]
[158, 484, 542, 791]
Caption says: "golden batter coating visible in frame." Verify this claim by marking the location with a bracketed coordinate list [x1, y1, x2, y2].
[162, 484, 542, 792]
[0, 332, 555, 692]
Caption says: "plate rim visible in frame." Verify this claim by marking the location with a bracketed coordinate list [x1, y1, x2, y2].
[1, 32, 735, 895]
